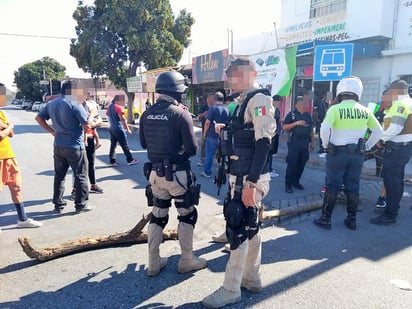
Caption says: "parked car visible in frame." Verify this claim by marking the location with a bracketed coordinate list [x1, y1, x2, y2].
[21, 100, 32, 110]
[124, 105, 141, 120]
[31, 101, 43, 112]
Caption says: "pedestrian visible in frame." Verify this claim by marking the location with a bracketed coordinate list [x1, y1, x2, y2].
[313, 76, 383, 230]
[196, 93, 215, 166]
[35, 80, 96, 213]
[106, 95, 138, 166]
[268, 95, 281, 178]
[283, 96, 315, 193]
[139, 71, 207, 277]
[0, 112, 42, 231]
[370, 79, 412, 225]
[83, 100, 104, 193]
[202, 56, 276, 308]
[226, 93, 240, 116]
[201, 91, 230, 178]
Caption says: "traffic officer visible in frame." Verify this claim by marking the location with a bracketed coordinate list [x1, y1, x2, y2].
[139, 71, 207, 277]
[202, 57, 276, 308]
[370, 79, 412, 225]
[283, 96, 315, 193]
[314, 76, 383, 230]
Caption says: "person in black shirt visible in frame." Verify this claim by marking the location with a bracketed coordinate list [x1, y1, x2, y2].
[283, 96, 315, 193]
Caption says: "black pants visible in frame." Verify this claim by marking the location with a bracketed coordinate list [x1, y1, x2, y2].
[109, 129, 133, 163]
[383, 144, 412, 219]
[53, 146, 89, 208]
[86, 136, 96, 185]
[285, 138, 309, 186]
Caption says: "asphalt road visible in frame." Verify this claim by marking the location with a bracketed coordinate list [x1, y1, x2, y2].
[1, 106, 412, 309]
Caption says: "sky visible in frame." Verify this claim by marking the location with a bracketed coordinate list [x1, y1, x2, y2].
[0, 0, 280, 90]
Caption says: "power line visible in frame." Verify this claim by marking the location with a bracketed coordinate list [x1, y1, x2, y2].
[0, 32, 73, 40]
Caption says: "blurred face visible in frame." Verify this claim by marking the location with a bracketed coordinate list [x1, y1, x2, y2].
[226, 65, 256, 92]
[206, 95, 215, 107]
[272, 99, 280, 108]
[66, 88, 85, 105]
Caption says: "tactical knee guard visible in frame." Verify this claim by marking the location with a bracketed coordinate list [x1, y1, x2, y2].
[177, 208, 198, 227]
[150, 214, 169, 229]
[153, 197, 172, 209]
[224, 199, 247, 250]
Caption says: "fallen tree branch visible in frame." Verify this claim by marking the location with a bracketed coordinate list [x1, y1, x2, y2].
[260, 200, 322, 221]
[18, 212, 178, 262]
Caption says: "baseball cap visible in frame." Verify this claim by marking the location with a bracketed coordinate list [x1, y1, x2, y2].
[226, 56, 256, 76]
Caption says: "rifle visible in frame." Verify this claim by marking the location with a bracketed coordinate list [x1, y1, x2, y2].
[214, 125, 231, 195]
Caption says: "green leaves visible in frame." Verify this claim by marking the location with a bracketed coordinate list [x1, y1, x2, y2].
[14, 57, 66, 100]
[70, 0, 194, 89]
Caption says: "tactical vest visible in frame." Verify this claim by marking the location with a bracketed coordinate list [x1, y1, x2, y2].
[224, 89, 271, 176]
[143, 102, 176, 162]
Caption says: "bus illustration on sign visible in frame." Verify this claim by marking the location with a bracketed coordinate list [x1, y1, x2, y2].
[320, 48, 346, 77]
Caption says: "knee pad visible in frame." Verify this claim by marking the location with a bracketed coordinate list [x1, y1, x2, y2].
[150, 214, 169, 229]
[177, 208, 198, 227]
[153, 197, 172, 209]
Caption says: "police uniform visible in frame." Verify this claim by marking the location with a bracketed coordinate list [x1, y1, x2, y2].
[283, 108, 313, 190]
[371, 94, 412, 223]
[316, 77, 383, 230]
[139, 72, 206, 276]
[220, 88, 275, 294]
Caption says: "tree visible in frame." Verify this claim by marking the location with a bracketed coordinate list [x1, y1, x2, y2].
[14, 57, 66, 100]
[70, 0, 194, 122]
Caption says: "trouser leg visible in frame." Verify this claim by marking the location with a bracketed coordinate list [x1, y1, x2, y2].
[223, 240, 248, 293]
[313, 190, 337, 229]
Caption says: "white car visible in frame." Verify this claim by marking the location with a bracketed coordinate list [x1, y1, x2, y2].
[31, 101, 43, 112]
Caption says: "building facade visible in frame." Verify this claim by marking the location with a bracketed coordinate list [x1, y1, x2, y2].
[277, 0, 412, 104]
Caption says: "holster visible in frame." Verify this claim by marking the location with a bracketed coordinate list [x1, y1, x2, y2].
[143, 162, 152, 180]
[184, 183, 201, 206]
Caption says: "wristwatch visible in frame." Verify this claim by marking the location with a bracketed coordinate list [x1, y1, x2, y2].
[243, 181, 256, 189]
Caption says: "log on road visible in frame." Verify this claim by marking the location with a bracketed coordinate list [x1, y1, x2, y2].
[18, 212, 178, 262]
[260, 200, 322, 221]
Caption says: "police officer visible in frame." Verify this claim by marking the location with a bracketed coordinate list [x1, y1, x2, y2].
[370, 80, 412, 225]
[283, 96, 315, 193]
[202, 57, 276, 308]
[314, 76, 383, 230]
[139, 71, 207, 277]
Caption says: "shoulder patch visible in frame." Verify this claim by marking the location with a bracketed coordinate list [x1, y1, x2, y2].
[254, 106, 267, 117]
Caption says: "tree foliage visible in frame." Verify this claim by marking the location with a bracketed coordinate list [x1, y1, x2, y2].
[70, 0, 194, 121]
[70, 0, 194, 85]
[14, 57, 66, 100]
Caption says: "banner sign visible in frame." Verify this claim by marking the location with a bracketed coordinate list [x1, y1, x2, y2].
[250, 46, 298, 96]
[192, 49, 229, 85]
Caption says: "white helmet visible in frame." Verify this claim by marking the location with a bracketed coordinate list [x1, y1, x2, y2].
[336, 76, 363, 100]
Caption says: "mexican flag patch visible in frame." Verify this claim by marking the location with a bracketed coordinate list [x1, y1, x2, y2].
[254, 106, 266, 117]
[397, 106, 404, 113]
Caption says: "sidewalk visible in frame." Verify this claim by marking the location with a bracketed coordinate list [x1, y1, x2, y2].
[191, 119, 412, 180]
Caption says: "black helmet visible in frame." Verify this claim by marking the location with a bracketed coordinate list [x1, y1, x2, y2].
[155, 71, 188, 94]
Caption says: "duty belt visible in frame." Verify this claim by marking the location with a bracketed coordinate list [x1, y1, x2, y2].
[386, 141, 412, 147]
[151, 161, 189, 171]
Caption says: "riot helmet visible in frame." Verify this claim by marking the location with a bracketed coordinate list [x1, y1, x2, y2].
[336, 76, 363, 101]
[155, 71, 188, 102]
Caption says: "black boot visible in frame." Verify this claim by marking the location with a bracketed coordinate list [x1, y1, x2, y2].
[314, 190, 337, 230]
[344, 193, 359, 230]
